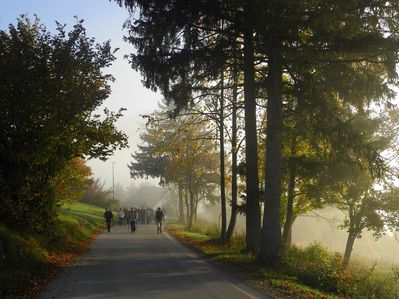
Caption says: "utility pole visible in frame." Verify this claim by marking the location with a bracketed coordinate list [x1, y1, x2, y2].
[112, 161, 116, 201]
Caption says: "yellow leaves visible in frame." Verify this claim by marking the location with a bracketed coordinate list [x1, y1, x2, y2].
[298, 28, 314, 44]
[142, 111, 219, 186]
[53, 158, 93, 204]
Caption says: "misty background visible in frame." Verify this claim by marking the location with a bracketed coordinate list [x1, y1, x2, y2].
[2, 0, 399, 269]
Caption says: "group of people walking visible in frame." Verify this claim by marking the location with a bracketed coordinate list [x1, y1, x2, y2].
[103, 207, 165, 234]
[118, 207, 154, 226]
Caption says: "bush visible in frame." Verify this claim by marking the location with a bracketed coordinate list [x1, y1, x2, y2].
[0, 224, 50, 298]
[190, 219, 219, 238]
[0, 224, 49, 269]
[282, 242, 399, 299]
[282, 242, 342, 292]
[0, 203, 104, 298]
[336, 264, 399, 299]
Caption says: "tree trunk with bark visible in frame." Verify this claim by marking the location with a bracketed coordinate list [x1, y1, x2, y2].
[226, 67, 239, 243]
[243, 0, 261, 252]
[282, 141, 297, 246]
[284, 216, 296, 245]
[178, 183, 185, 224]
[260, 34, 283, 265]
[188, 171, 195, 230]
[343, 231, 356, 269]
[185, 184, 189, 225]
[219, 72, 227, 243]
[343, 208, 359, 268]
[194, 186, 199, 223]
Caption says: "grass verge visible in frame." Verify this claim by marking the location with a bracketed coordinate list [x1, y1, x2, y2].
[0, 202, 105, 299]
[167, 223, 399, 299]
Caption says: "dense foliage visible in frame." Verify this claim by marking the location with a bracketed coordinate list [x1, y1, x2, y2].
[116, 0, 399, 268]
[81, 178, 118, 210]
[53, 158, 93, 206]
[0, 17, 127, 231]
[129, 105, 220, 229]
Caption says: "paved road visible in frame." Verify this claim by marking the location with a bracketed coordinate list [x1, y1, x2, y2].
[39, 224, 272, 299]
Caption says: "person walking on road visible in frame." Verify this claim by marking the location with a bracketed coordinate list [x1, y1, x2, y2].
[155, 207, 165, 234]
[129, 207, 139, 233]
[125, 207, 130, 225]
[104, 208, 113, 232]
[118, 208, 125, 226]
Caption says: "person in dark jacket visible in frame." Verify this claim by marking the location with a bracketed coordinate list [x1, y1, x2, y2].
[104, 208, 113, 232]
[155, 207, 165, 234]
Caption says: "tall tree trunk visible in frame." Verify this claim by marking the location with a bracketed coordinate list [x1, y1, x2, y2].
[194, 191, 199, 223]
[343, 231, 356, 269]
[243, 0, 261, 252]
[282, 172, 296, 246]
[185, 184, 189, 225]
[285, 216, 296, 245]
[226, 66, 239, 243]
[282, 141, 297, 246]
[188, 189, 195, 230]
[178, 183, 185, 224]
[260, 34, 283, 265]
[188, 172, 195, 230]
[219, 71, 227, 243]
[343, 209, 357, 268]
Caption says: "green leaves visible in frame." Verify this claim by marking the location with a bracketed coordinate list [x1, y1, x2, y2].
[0, 16, 127, 231]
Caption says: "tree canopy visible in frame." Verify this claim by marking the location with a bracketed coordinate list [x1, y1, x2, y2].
[0, 16, 128, 231]
[115, 0, 399, 267]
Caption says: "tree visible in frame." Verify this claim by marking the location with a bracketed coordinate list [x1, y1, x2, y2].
[115, 0, 399, 264]
[53, 158, 93, 205]
[259, 0, 399, 265]
[129, 108, 187, 222]
[129, 105, 219, 229]
[0, 16, 128, 231]
[115, 0, 264, 250]
[81, 179, 117, 209]
[320, 107, 399, 268]
[129, 110, 170, 184]
[225, 65, 243, 242]
[242, 0, 262, 251]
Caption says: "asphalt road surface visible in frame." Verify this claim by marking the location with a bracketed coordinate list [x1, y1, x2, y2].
[39, 223, 272, 299]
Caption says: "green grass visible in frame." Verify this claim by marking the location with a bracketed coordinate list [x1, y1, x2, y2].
[0, 202, 105, 299]
[167, 223, 399, 299]
[58, 202, 105, 240]
[60, 202, 104, 223]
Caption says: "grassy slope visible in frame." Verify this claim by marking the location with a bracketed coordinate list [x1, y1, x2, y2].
[167, 222, 399, 299]
[59, 203, 105, 240]
[0, 202, 104, 299]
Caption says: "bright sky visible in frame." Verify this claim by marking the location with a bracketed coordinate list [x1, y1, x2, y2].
[1, 0, 162, 188]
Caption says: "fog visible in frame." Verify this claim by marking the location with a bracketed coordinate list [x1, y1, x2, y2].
[111, 182, 179, 216]
[194, 203, 399, 268]
[292, 208, 399, 268]
[108, 177, 399, 267]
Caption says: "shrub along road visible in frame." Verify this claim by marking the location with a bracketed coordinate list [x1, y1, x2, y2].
[39, 223, 271, 299]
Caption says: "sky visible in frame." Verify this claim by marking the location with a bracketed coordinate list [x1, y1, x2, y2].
[0, 0, 162, 189]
